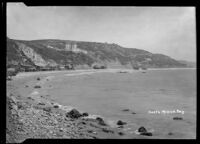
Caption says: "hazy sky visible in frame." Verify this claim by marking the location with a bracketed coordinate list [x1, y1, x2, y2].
[7, 3, 196, 61]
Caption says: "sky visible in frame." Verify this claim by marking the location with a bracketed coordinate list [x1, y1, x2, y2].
[7, 3, 196, 62]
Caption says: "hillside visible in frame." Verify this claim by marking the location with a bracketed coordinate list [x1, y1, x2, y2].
[178, 60, 196, 68]
[6, 37, 187, 70]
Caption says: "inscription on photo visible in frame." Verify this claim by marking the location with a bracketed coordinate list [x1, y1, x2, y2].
[148, 109, 184, 115]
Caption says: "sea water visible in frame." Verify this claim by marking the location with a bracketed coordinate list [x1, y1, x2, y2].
[48, 69, 196, 138]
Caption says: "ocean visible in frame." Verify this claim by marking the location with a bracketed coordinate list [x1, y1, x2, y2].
[48, 69, 196, 139]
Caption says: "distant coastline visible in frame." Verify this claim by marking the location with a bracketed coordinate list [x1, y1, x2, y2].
[147, 67, 196, 70]
[14, 67, 196, 80]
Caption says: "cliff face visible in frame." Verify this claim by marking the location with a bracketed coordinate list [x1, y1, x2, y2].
[6, 38, 187, 69]
[16, 42, 48, 66]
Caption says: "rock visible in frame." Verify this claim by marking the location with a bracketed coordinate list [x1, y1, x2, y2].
[96, 117, 107, 126]
[34, 85, 41, 88]
[132, 112, 136, 114]
[138, 126, 153, 136]
[37, 77, 40, 81]
[168, 132, 173, 135]
[117, 120, 127, 125]
[118, 125, 124, 128]
[53, 105, 59, 108]
[122, 109, 130, 112]
[25, 85, 29, 87]
[81, 121, 86, 125]
[140, 132, 153, 136]
[82, 112, 89, 117]
[66, 109, 82, 119]
[118, 132, 124, 136]
[17, 102, 25, 110]
[27, 97, 34, 100]
[138, 126, 147, 133]
[38, 102, 45, 105]
[91, 136, 98, 139]
[87, 130, 93, 133]
[17, 104, 23, 109]
[102, 128, 114, 133]
[173, 117, 183, 120]
[43, 107, 52, 113]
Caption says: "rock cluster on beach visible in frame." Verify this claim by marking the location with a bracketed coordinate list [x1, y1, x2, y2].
[6, 90, 126, 142]
[66, 109, 83, 119]
[6, 74, 160, 142]
[137, 126, 153, 136]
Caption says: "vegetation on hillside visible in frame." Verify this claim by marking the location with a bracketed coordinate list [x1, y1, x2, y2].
[7, 38, 187, 70]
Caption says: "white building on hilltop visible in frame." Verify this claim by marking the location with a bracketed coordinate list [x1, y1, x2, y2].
[65, 43, 87, 54]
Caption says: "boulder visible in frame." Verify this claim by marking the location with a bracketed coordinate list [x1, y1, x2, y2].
[66, 109, 82, 119]
[82, 112, 89, 117]
[53, 105, 59, 108]
[96, 117, 107, 126]
[138, 126, 147, 133]
[138, 126, 153, 136]
[118, 132, 124, 136]
[117, 120, 127, 125]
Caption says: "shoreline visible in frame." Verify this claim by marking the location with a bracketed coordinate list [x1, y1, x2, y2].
[147, 67, 196, 70]
[7, 68, 196, 141]
[7, 74, 133, 142]
[15, 67, 196, 79]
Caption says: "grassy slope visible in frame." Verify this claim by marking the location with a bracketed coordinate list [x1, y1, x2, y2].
[7, 38, 187, 68]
